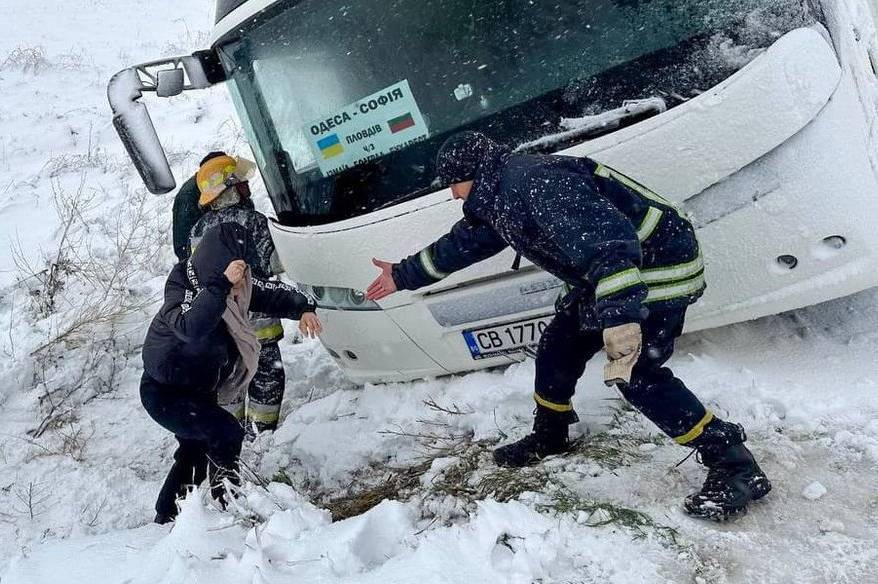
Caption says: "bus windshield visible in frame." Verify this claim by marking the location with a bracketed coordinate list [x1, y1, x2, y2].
[217, 0, 815, 225]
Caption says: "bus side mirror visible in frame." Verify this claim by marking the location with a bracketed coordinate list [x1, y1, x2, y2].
[156, 69, 185, 98]
[107, 53, 222, 194]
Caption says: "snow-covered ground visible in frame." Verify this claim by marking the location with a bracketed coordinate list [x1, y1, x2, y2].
[5, 295, 878, 583]
[1, 0, 878, 582]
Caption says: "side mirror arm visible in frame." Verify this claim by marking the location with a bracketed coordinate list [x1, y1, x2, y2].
[107, 52, 224, 194]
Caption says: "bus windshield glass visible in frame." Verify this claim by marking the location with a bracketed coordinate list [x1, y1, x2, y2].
[217, 0, 815, 225]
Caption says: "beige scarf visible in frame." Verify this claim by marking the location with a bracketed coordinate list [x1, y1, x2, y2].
[216, 270, 261, 417]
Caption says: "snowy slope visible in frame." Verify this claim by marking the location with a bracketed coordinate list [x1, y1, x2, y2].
[1, 0, 878, 583]
[0, 0, 241, 561]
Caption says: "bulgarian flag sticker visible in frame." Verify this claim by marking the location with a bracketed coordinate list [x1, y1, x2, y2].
[388, 112, 416, 134]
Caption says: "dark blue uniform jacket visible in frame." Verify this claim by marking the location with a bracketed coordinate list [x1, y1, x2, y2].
[392, 142, 705, 330]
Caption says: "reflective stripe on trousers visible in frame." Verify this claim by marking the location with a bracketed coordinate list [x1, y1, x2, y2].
[534, 304, 712, 441]
[220, 399, 245, 421]
[251, 315, 283, 342]
[245, 401, 280, 424]
[246, 342, 285, 430]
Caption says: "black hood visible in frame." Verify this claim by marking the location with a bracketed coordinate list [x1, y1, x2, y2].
[460, 137, 512, 223]
[189, 222, 249, 289]
[435, 131, 495, 186]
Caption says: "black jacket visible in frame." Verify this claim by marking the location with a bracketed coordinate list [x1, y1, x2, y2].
[142, 223, 316, 390]
[392, 141, 704, 329]
[171, 176, 205, 262]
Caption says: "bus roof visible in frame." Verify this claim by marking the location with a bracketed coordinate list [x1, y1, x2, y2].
[216, 0, 251, 23]
[212, 0, 286, 45]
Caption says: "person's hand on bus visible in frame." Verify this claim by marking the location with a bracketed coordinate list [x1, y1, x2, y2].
[224, 260, 247, 286]
[366, 258, 398, 301]
[299, 312, 323, 338]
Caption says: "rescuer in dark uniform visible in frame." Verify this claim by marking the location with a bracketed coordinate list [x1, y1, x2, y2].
[188, 153, 293, 433]
[366, 131, 771, 519]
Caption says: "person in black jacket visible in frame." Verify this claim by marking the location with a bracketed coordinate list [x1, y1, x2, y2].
[367, 132, 771, 519]
[171, 152, 227, 262]
[141, 222, 321, 524]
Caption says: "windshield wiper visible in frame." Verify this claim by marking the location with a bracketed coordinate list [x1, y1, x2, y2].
[516, 97, 667, 153]
[361, 98, 667, 215]
[372, 184, 439, 212]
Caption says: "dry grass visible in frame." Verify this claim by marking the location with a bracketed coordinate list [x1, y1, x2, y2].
[303, 435, 680, 550]
[544, 487, 681, 547]
[568, 431, 651, 468]
[273, 397, 678, 548]
[322, 460, 432, 521]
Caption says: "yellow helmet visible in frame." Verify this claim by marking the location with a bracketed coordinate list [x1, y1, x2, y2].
[196, 155, 256, 207]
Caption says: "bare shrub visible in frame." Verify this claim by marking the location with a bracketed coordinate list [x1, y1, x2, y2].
[1, 46, 50, 73]
[21, 177, 162, 349]
[42, 126, 125, 178]
[42, 152, 119, 178]
[12, 169, 165, 446]
[29, 337, 128, 439]
[0, 46, 92, 74]
[12, 175, 95, 318]
[376, 424, 474, 458]
[80, 496, 108, 528]
[15, 421, 96, 463]
[11, 481, 53, 520]
[54, 49, 91, 72]
[160, 21, 211, 56]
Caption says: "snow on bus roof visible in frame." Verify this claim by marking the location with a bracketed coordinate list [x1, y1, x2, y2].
[212, 0, 282, 45]
[215, 0, 251, 23]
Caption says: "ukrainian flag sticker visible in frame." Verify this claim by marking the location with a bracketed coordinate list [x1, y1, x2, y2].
[317, 134, 344, 159]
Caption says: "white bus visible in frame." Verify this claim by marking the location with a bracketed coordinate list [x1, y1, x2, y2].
[110, 0, 878, 383]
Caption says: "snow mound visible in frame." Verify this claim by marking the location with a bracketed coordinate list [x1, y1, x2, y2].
[3, 485, 679, 584]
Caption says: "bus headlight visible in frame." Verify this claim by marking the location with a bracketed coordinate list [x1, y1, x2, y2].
[297, 284, 381, 311]
[349, 289, 367, 305]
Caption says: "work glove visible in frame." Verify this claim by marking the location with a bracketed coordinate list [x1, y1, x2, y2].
[603, 323, 642, 387]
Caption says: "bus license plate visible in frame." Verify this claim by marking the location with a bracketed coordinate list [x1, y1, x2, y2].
[462, 316, 553, 360]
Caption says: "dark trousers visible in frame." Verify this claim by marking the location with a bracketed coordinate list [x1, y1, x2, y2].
[246, 341, 285, 431]
[140, 374, 245, 516]
[535, 305, 709, 442]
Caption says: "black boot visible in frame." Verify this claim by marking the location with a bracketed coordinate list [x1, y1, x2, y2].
[154, 512, 175, 525]
[684, 420, 772, 519]
[493, 405, 576, 467]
